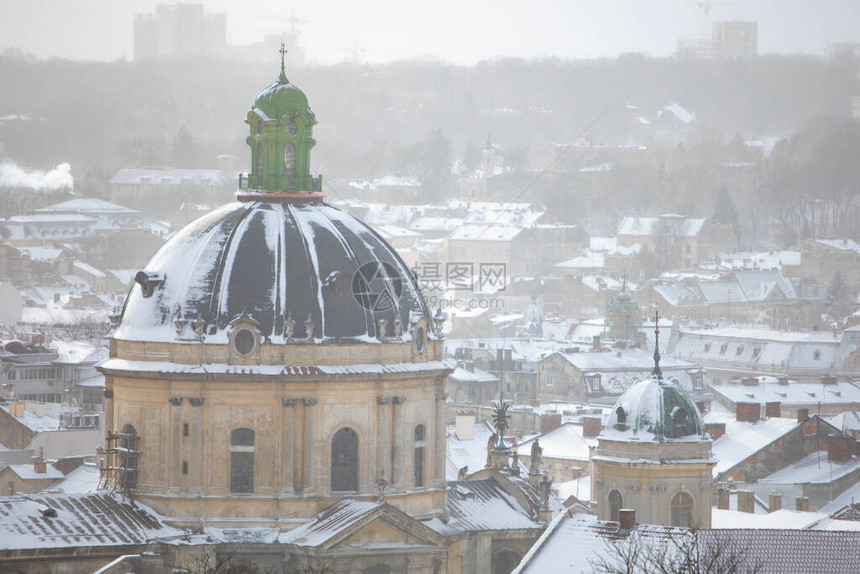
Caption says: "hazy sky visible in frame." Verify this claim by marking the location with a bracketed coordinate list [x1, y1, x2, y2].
[0, 0, 858, 64]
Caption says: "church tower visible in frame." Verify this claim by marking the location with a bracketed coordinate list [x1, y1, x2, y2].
[592, 316, 715, 528]
[99, 53, 451, 531]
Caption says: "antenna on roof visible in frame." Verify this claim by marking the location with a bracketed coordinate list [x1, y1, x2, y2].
[652, 310, 662, 378]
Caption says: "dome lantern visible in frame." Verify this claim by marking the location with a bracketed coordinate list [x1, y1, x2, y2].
[242, 44, 321, 198]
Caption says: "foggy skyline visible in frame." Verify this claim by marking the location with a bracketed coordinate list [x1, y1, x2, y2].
[1, 0, 859, 64]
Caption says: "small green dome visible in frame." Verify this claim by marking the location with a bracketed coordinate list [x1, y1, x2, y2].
[253, 76, 315, 121]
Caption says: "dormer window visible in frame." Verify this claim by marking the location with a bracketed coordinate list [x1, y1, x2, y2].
[720, 343, 728, 355]
[736, 345, 744, 356]
[704, 343, 711, 352]
[813, 350, 821, 360]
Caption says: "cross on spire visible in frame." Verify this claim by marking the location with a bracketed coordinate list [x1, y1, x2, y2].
[652, 310, 662, 378]
[278, 42, 289, 84]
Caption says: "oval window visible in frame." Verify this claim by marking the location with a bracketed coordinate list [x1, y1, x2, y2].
[234, 329, 255, 355]
[415, 326, 426, 354]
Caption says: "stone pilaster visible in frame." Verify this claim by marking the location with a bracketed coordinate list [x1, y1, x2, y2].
[281, 398, 297, 494]
[377, 396, 392, 486]
[168, 396, 182, 493]
[189, 397, 204, 494]
[302, 398, 317, 495]
[392, 396, 407, 488]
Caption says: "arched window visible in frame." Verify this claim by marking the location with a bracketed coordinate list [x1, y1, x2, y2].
[491, 549, 522, 574]
[331, 427, 358, 492]
[671, 492, 694, 527]
[121, 424, 139, 491]
[255, 144, 263, 183]
[230, 428, 255, 493]
[284, 143, 297, 188]
[413, 424, 426, 488]
[608, 489, 623, 523]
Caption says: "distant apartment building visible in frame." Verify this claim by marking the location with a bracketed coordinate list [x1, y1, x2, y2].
[712, 21, 758, 60]
[134, 3, 226, 60]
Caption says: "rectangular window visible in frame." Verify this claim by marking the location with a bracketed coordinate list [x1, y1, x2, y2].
[413, 446, 425, 488]
[230, 452, 254, 493]
[183, 423, 189, 437]
[546, 374, 554, 387]
[182, 461, 188, 475]
[591, 377, 601, 392]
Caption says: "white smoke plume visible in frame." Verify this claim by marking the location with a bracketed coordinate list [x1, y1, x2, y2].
[0, 161, 74, 190]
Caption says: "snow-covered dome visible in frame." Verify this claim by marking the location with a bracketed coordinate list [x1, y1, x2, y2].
[115, 198, 428, 344]
[603, 375, 705, 440]
[252, 68, 314, 122]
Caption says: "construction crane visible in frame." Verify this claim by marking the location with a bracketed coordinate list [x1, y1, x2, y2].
[696, 0, 733, 38]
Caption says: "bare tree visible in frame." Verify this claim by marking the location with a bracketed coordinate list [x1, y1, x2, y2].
[591, 529, 763, 574]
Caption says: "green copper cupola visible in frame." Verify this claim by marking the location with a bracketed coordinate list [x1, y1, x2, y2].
[243, 45, 321, 195]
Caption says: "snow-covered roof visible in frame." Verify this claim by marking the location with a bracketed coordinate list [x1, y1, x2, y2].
[759, 450, 860, 485]
[517, 423, 591, 462]
[34, 198, 138, 215]
[278, 499, 382, 547]
[616, 215, 705, 238]
[815, 239, 860, 253]
[72, 261, 105, 279]
[0, 404, 60, 433]
[712, 508, 827, 529]
[589, 237, 617, 251]
[50, 462, 100, 494]
[662, 103, 695, 124]
[0, 492, 180, 550]
[449, 366, 498, 383]
[514, 512, 691, 574]
[710, 381, 860, 407]
[5, 463, 64, 481]
[553, 251, 605, 270]
[440, 477, 542, 534]
[449, 224, 522, 242]
[600, 376, 706, 442]
[825, 411, 860, 434]
[14, 246, 64, 262]
[109, 168, 224, 186]
[705, 407, 799, 476]
[114, 201, 430, 345]
[447, 420, 496, 480]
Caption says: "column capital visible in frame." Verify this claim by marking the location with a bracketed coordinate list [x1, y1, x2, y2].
[302, 397, 318, 407]
[392, 396, 407, 405]
[189, 397, 205, 407]
[283, 398, 298, 407]
[377, 396, 391, 405]
[435, 391, 449, 401]
[168, 396, 183, 406]
[103, 389, 113, 399]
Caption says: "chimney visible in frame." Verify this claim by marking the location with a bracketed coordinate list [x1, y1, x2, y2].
[619, 508, 635, 531]
[9, 402, 25, 417]
[820, 375, 837, 386]
[796, 496, 809, 512]
[592, 335, 601, 351]
[765, 402, 781, 418]
[769, 491, 782, 513]
[737, 490, 756, 514]
[827, 434, 855, 463]
[540, 413, 562, 435]
[741, 377, 759, 386]
[797, 408, 810, 423]
[705, 422, 726, 440]
[717, 487, 730, 510]
[455, 412, 475, 441]
[582, 416, 602, 438]
[736, 402, 760, 423]
[33, 458, 47, 474]
[496, 348, 503, 369]
[778, 377, 789, 386]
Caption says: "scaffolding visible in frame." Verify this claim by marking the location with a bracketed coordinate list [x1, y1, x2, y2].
[98, 430, 141, 502]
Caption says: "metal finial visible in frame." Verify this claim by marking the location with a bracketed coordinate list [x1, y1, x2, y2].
[278, 42, 288, 83]
[652, 310, 662, 377]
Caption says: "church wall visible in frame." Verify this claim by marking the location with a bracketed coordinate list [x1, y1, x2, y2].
[110, 367, 449, 528]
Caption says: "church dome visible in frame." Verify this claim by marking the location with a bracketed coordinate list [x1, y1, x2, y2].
[253, 77, 313, 121]
[603, 375, 705, 440]
[115, 198, 428, 345]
